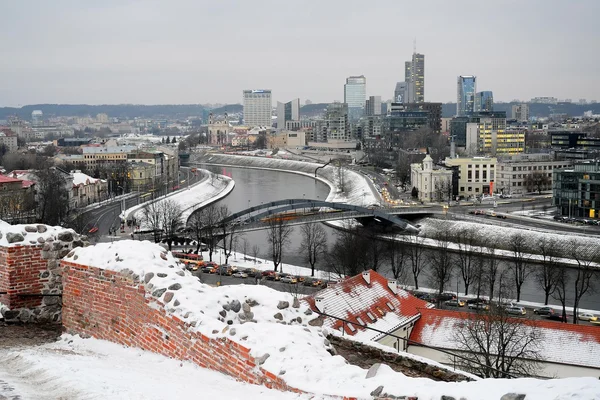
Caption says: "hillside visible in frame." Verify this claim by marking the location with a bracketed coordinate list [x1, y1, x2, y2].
[441, 102, 600, 118]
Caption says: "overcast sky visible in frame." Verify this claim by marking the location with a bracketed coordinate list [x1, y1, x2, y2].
[2, 0, 599, 107]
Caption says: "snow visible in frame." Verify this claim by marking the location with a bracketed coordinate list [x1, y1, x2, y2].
[0, 222, 73, 247]
[63, 240, 600, 399]
[122, 170, 234, 227]
[71, 171, 104, 186]
[0, 335, 306, 400]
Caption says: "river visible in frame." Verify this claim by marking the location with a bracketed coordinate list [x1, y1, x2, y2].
[197, 164, 600, 311]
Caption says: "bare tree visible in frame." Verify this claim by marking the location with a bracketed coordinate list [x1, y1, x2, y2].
[408, 234, 426, 289]
[364, 228, 386, 272]
[428, 222, 454, 297]
[482, 238, 500, 301]
[197, 204, 223, 262]
[64, 211, 95, 236]
[34, 168, 70, 225]
[395, 156, 411, 193]
[569, 240, 599, 324]
[251, 244, 260, 264]
[534, 237, 561, 305]
[159, 200, 183, 251]
[551, 262, 570, 323]
[386, 237, 410, 284]
[217, 206, 237, 264]
[524, 171, 550, 194]
[455, 227, 478, 295]
[327, 224, 369, 278]
[508, 233, 531, 302]
[299, 222, 328, 277]
[451, 301, 541, 378]
[142, 201, 164, 243]
[266, 217, 293, 272]
[187, 211, 204, 253]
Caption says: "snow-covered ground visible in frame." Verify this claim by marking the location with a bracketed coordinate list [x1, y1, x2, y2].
[122, 170, 234, 229]
[58, 240, 600, 400]
[0, 335, 306, 400]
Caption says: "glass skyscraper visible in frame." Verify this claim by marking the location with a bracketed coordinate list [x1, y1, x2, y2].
[344, 75, 366, 121]
[457, 76, 477, 117]
[404, 53, 425, 103]
[474, 91, 493, 112]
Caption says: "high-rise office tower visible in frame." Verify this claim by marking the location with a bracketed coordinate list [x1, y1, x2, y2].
[404, 53, 425, 103]
[344, 75, 366, 121]
[365, 96, 382, 116]
[474, 91, 494, 112]
[276, 98, 300, 130]
[394, 82, 407, 103]
[243, 89, 272, 127]
[457, 76, 477, 116]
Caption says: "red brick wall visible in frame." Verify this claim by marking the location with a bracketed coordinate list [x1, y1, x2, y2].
[0, 245, 48, 309]
[60, 260, 304, 393]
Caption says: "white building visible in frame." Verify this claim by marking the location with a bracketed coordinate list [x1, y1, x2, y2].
[243, 89, 272, 128]
[511, 104, 530, 122]
[496, 154, 573, 195]
[71, 171, 108, 208]
[445, 156, 497, 199]
[410, 154, 453, 202]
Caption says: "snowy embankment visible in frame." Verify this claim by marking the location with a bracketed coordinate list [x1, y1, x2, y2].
[58, 241, 600, 400]
[122, 170, 234, 228]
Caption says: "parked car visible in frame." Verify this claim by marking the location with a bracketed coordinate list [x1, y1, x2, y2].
[578, 313, 598, 322]
[437, 293, 456, 302]
[533, 306, 554, 316]
[466, 298, 487, 305]
[303, 278, 315, 286]
[280, 276, 298, 284]
[232, 271, 248, 278]
[468, 302, 489, 311]
[201, 265, 216, 274]
[506, 306, 527, 316]
[445, 299, 465, 307]
[265, 273, 279, 281]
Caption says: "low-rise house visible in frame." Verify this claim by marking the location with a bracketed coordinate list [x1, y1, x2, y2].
[304, 270, 431, 352]
[408, 308, 600, 379]
[0, 174, 36, 222]
[71, 171, 108, 208]
[0, 128, 19, 152]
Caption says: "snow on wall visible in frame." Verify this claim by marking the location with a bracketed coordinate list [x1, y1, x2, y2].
[61, 240, 600, 399]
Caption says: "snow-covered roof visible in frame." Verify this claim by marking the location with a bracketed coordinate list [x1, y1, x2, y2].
[410, 308, 600, 369]
[304, 270, 431, 341]
[71, 172, 103, 187]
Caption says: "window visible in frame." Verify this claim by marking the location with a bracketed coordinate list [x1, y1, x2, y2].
[460, 187, 464, 192]
[347, 323, 357, 333]
[366, 311, 376, 321]
[475, 188, 480, 192]
[468, 187, 472, 191]
[386, 302, 395, 311]
[356, 317, 365, 326]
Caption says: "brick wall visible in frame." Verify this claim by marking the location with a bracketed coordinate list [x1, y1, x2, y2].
[0, 245, 47, 310]
[61, 260, 306, 394]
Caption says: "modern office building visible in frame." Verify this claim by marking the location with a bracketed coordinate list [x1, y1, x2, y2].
[553, 161, 600, 219]
[31, 110, 43, 126]
[445, 156, 497, 198]
[365, 96, 382, 116]
[344, 75, 366, 121]
[511, 104, 530, 122]
[243, 89, 272, 127]
[405, 53, 425, 103]
[394, 82, 407, 103]
[550, 131, 600, 151]
[464, 112, 516, 155]
[457, 76, 477, 116]
[276, 98, 300, 130]
[404, 103, 442, 133]
[474, 91, 493, 112]
[497, 154, 572, 195]
[325, 103, 350, 142]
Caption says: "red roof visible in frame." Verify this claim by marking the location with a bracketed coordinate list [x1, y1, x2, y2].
[303, 270, 431, 340]
[0, 128, 15, 137]
[410, 308, 600, 368]
[0, 175, 23, 184]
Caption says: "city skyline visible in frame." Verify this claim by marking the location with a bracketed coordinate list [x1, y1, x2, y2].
[1, 0, 599, 107]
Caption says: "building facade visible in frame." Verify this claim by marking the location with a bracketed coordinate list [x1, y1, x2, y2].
[445, 156, 497, 199]
[0, 129, 18, 152]
[511, 104, 530, 122]
[344, 76, 366, 121]
[410, 154, 453, 202]
[243, 89, 272, 127]
[276, 99, 300, 131]
[474, 91, 493, 112]
[404, 103, 442, 133]
[457, 76, 477, 117]
[497, 154, 572, 195]
[553, 161, 600, 219]
[324, 103, 351, 142]
[463, 112, 517, 155]
[405, 53, 425, 103]
[207, 113, 233, 145]
[394, 82, 407, 103]
[365, 96, 382, 116]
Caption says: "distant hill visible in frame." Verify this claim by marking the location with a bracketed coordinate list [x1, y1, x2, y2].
[441, 102, 600, 118]
[0, 104, 205, 120]
[209, 104, 243, 115]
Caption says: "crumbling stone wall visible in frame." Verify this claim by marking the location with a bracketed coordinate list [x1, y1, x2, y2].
[0, 225, 87, 323]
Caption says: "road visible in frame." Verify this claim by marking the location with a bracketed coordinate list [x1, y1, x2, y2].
[80, 167, 204, 242]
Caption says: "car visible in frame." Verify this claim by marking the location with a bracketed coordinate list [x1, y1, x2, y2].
[437, 293, 456, 302]
[466, 298, 487, 305]
[578, 313, 598, 322]
[303, 278, 315, 286]
[232, 272, 248, 278]
[506, 306, 527, 316]
[265, 273, 279, 281]
[312, 279, 323, 287]
[468, 303, 489, 311]
[444, 299, 466, 307]
[216, 266, 233, 276]
[262, 270, 275, 277]
[547, 313, 567, 322]
[280, 276, 298, 284]
[201, 266, 216, 274]
[533, 306, 554, 316]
